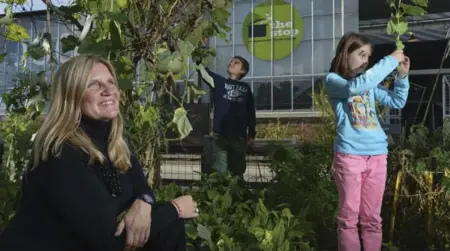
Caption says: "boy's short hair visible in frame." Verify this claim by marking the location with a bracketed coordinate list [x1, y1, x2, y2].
[233, 56, 250, 79]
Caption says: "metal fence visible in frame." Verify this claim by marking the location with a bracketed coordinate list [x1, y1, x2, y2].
[443, 75, 450, 120]
[159, 139, 292, 186]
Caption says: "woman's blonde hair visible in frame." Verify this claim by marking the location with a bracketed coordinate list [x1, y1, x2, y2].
[31, 55, 131, 171]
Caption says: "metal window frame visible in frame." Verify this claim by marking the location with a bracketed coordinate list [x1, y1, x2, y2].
[443, 75, 450, 119]
[209, 0, 346, 115]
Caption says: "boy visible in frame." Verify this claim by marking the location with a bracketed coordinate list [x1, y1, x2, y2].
[199, 56, 256, 177]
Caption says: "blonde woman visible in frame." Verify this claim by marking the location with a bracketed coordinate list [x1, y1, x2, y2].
[0, 55, 199, 251]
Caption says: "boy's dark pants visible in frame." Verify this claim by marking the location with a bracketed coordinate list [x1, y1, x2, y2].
[210, 133, 247, 177]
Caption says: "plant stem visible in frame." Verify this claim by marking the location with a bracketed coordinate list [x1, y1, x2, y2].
[421, 53, 446, 125]
[44, 0, 54, 84]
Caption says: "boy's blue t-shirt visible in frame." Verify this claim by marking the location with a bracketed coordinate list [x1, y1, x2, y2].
[325, 55, 410, 155]
[204, 69, 256, 138]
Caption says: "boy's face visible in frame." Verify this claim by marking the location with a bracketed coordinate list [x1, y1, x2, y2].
[227, 58, 246, 78]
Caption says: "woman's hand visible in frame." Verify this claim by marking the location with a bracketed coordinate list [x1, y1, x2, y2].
[115, 199, 152, 251]
[398, 56, 410, 78]
[171, 195, 199, 219]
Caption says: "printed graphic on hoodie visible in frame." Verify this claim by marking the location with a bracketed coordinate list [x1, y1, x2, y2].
[224, 82, 248, 102]
[348, 92, 377, 129]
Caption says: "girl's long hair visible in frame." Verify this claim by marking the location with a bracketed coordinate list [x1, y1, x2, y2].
[329, 32, 372, 79]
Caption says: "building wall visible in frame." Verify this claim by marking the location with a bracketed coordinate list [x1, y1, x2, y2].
[0, 0, 359, 117]
[205, 0, 358, 115]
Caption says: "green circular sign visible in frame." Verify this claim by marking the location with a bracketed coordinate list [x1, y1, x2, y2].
[242, 0, 304, 61]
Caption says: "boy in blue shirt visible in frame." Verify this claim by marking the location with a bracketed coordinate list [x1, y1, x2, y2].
[199, 56, 256, 177]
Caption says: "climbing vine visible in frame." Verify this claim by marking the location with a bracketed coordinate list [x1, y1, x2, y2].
[0, 0, 231, 185]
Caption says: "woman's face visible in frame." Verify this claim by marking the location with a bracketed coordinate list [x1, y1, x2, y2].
[81, 63, 120, 121]
[348, 44, 371, 76]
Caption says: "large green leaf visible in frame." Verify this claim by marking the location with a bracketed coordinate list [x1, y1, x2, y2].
[3, 23, 30, 42]
[114, 0, 128, 9]
[60, 35, 79, 53]
[255, 199, 269, 226]
[187, 82, 207, 103]
[114, 55, 135, 81]
[411, 0, 428, 8]
[197, 224, 212, 243]
[177, 39, 195, 57]
[138, 106, 158, 124]
[110, 21, 124, 50]
[0, 5, 13, 25]
[171, 107, 193, 139]
[219, 192, 232, 211]
[394, 21, 408, 36]
[386, 20, 395, 35]
[105, 12, 129, 23]
[185, 223, 198, 239]
[78, 36, 111, 57]
[196, 64, 214, 88]
[401, 3, 427, 16]
[273, 220, 286, 250]
[250, 227, 266, 242]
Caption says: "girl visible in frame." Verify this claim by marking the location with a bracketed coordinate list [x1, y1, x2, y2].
[325, 32, 410, 251]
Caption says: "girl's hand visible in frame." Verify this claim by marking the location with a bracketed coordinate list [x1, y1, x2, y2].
[115, 200, 152, 251]
[398, 56, 410, 78]
[171, 195, 199, 219]
[390, 50, 405, 63]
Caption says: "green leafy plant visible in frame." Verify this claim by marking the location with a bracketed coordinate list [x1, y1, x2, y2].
[0, 171, 20, 233]
[256, 119, 292, 140]
[156, 173, 314, 251]
[386, 0, 428, 50]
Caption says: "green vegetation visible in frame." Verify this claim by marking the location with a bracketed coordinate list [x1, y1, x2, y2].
[1, 0, 449, 250]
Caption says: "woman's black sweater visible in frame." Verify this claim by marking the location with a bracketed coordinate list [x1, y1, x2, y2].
[0, 116, 178, 251]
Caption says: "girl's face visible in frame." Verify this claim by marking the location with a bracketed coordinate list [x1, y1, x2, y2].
[348, 44, 371, 76]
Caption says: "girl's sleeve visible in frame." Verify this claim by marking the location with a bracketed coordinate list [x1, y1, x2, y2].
[374, 75, 410, 109]
[325, 55, 399, 98]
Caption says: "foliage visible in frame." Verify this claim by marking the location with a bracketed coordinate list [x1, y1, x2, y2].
[384, 121, 450, 250]
[264, 142, 337, 250]
[255, 119, 293, 140]
[0, 171, 20, 233]
[156, 173, 314, 251]
[0, 0, 233, 187]
[386, 0, 428, 50]
[0, 0, 449, 250]
[1, 71, 50, 118]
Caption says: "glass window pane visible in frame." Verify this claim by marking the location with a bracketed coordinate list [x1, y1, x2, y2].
[314, 40, 334, 73]
[273, 79, 292, 110]
[213, 46, 233, 76]
[253, 79, 271, 110]
[292, 41, 312, 75]
[293, 77, 313, 110]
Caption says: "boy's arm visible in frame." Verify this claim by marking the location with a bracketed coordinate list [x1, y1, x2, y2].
[195, 44, 223, 89]
[246, 87, 256, 140]
[374, 75, 410, 109]
[196, 61, 224, 89]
